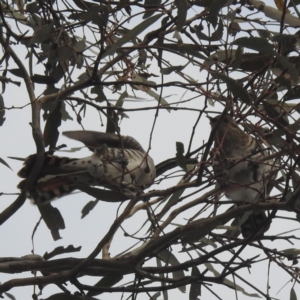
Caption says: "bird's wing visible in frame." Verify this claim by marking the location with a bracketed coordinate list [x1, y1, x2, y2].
[63, 131, 145, 152]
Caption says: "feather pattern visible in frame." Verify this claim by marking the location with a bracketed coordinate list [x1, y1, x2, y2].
[18, 131, 155, 203]
[209, 115, 273, 238]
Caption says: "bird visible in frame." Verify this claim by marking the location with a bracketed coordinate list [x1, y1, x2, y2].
[208, 115, 273, 238]
[17, 131, 156, 203]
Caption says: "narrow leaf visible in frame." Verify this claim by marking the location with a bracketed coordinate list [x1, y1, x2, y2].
[189, 266, 201, 300]
[8, 69, 25, 78]
[87, 276, 123, 296]
[81, 199, 100, 218]
[212, 72, 251, 103]
[174, 0, 188, 30]
[74, 185, 129, 202]
[0, 94, 5, 126]
[205, 263, 260, 297]
[30, 24, 54, 45]
[157, 249, 186, 293]
[161, 64, 187, 75]
[0, 157, 12, 170]
[233, 37, 275, 54]
[176, 141, 187, 171]
[143, 0, 162, 19]
[38, 204, 65, 241]
[43, 102, 62, 149]
[44, 245, 81, 260]
[103, 14, 162, 57]
[290, 287, 297, 300]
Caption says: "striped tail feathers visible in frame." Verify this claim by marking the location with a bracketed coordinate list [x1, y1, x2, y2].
[17, 154, 38, 179]
[21, 176, 75, 203]
[17, 132, 155, 203]
[240, 211, 271, 238]
[17, 154, 78, 179]
[63, 131, 145, 153]
[17, 154, 81, 202]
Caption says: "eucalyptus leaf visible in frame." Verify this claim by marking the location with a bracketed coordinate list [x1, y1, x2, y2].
[38, 204, 65, 241]
[157, 249, 186, 293]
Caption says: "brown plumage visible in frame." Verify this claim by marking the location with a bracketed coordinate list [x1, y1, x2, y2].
[209, 115, 272, 238]
[18, 131, 156, 203]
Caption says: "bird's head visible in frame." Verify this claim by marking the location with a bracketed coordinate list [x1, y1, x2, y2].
[207, 115, 253, 156]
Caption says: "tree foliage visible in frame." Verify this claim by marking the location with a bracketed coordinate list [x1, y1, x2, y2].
[1, 0, 300, 299]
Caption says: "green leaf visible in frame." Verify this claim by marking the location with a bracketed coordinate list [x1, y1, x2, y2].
[157, 16, 169, 68]
[239, 53, 273, 72]
[74, 185, 130, 202]
[0, 95, 5, 126]
[132, 74, 170, 110]
[275, 54, 299, 83]
[212, 72, 251, 103]
[74, 40, 86, 52]
[143, 0, 162, 19]
[42, 293, 99, 300]
[211, 19, 224, 41]
[91, 85, 106, 102]
[44, 245, 81, 260]
[72, 0, 94, 10]
[8, 69, 25, 78]
[87, 276, 123, 296]
[164, 43, 208, 60]
[203, 50, 235, 68]
[4, 292, 15, 300]
[207, 0, 227, 28]
[60, 102, 73, 121]
[232, 37, 275, 54]
[103, 14, 162, 58]
[43, 85, 60, 96]
[284, 86, 300, 101]
[161, 64, 187, 75]
[38, 204, 65, 241]
[157, 249, 186, 293]
[31, 74, 56, 84]
[189, 266, 201, 300]
[81, 199, 100, 218]
[174, 0, 188, 30]
[0, 157, 12, 170]
[148, 292, 161, 300]
[176, 141, 187, 171]
[81, 5, 108, 27]
[56, 47, 75, 61]
[153, 188, 185, 227]
[26, 2, 40, 13]
[231, 45, 243, 70]
[115, 91, 128, 108]
[43, 102, 62, 149]
[263, 99, 289, 126]
[30, 24, 54, 45]
[282, 248, 300, 257]
[205, 263, 261, 297]
[290, 287, 297, 300]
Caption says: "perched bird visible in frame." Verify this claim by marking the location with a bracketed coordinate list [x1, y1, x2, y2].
[18, 131, 156, 203]
[208, 115, 272, 238]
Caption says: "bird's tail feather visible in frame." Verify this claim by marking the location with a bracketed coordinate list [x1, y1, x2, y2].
[18, 154, 78, 179]
[18, 154, 80, 203]
[241, 211, 271, 238]
[18, 176, 74, 203]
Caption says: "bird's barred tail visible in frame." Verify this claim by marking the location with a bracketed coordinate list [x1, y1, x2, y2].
[18, 176, 74, 203]
[18, 154, 78, 203]
[241, 211, 271, 238]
